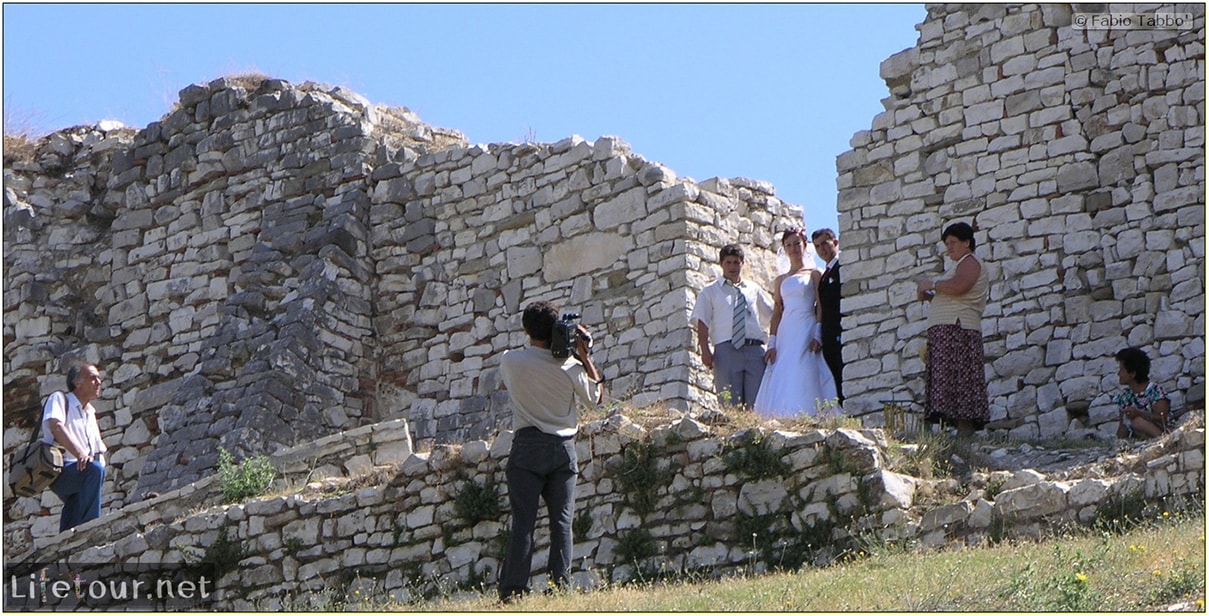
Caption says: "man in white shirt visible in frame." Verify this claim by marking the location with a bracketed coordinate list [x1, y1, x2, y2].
[691, 244, 774, 406]
[497, 301, 603, 602]
[42, 362, 108, 532]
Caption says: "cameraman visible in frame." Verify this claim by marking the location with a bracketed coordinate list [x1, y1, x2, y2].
[497, 301, 603, 603]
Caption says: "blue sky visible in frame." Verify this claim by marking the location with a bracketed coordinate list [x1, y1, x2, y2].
[2, 3, 925, 231]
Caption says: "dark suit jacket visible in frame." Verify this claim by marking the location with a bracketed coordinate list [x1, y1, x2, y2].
[818, 260, 842, 346]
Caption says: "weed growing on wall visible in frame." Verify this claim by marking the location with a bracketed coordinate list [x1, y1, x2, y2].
[983, 474, 1007, 501]
[614, 441, 672, 517]
[573, 508, 593, 543]
[285, 536, 305, 556]
[616, 528, 658, 569]
[1093, 487, 1149, 532]
[723, 430, 789, 480]
[453, 476, 501, 525]
[734, 512, 822, 572]
[217, 447, 277, 504]
[200, 525, 246, 578]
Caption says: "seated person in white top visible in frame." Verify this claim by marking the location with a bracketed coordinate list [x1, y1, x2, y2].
[691, 244, 775, 406]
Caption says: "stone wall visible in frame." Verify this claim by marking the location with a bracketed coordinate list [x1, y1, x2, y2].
[3, 77, 800, 521]
[6, 415, 1203, 610]
[837, 3, 1206, 437]
[368, 138, 798, 440]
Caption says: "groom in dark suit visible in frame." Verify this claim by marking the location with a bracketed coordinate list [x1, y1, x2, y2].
[812, 229, 843, 405]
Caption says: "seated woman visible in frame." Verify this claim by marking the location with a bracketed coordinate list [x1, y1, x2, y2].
[1114, 347, 1170, 439]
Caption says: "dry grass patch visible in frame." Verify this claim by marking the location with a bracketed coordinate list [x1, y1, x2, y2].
[587, 398, 860, 438]
[401, 511, 1204, 612]
[3, 133, 38, 165]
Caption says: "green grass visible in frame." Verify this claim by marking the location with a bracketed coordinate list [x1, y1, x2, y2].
[372, 512, 1205, 612]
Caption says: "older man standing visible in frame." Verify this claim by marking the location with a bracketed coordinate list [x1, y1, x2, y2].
[691, 244, 774, 406]
[43, 362, 108, 532]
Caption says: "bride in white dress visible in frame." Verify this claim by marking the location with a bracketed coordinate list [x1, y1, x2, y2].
[753, 229, 839, 418]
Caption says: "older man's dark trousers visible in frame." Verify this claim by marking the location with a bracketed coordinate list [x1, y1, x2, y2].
[50, 460, 105, 532]
[498, 427, 577, 601]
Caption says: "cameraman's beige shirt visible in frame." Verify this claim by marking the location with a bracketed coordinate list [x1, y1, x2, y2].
[499, 346, 601, 437]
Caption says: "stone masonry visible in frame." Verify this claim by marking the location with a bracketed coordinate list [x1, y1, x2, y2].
[837, 4, 1205, 437]
[3, 77, 800, 528]
[4, 3, 1205, 592]
[5, 413, 1203, 609]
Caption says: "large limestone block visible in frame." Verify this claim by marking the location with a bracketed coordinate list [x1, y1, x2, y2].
[920, 501, 972, 533]
[994, 481, 1070, 519]
[543, 232, 625, 282]
[865, 469, 916, 509]
[592, 186, 647, 230]
[1056, 162, 1099, 192]
[737, 479, 788, 517]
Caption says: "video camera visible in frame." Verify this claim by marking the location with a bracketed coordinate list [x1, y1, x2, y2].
[551, 313, 592, 359]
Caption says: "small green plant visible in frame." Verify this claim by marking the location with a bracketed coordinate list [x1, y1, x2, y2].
[1044, 545, 1106, 611]
[889, 431, 959, 479]
[614, 441, 672, 516]
[826, 447, 861, 477]
[733, 512, 818, 572]
[200, 525, 246, 578]
[284, 536, 305, 556]
[984, 474, 1007, 501]
[724, 431, 789, 480]
[573, 508, 593, 543]
[988, 509, 1011, 544]
[496, 528, 511, 560]
[453, 476, 501, 525]
[1147, 559, 1205, 605]
[616, 528, 658, 567]
[1093, 487, 1149, 532]
[217, 447, 277, 504]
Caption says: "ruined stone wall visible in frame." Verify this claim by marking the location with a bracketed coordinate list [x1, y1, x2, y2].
[3, 77, 800, 523]
[838, 3, 1206, 437]
[4, 78, 413, 507]
[7, 415, 1203, 610]
[368, 138, 799, 442]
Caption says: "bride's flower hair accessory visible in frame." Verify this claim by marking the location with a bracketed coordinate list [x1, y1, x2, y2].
[780, 226, 808, 245]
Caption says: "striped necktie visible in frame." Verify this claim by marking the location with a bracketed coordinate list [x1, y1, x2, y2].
[731, 282, 746, 349]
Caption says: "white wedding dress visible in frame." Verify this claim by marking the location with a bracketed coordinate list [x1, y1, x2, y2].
[753, 271, 838, 418]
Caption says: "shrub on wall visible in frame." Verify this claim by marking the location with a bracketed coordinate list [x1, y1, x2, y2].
[724, 430, 790, 480]
[217, 448, 277, 504]
[453, 476, 501, 525]
[614, 441, 673, 517]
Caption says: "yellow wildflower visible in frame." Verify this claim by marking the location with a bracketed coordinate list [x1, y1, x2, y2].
[1075, 572, 1089, 583]
[1153, 570, 1163, 577]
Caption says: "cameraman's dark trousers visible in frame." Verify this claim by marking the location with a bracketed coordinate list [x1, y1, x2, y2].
[499, 427, 577, 602]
